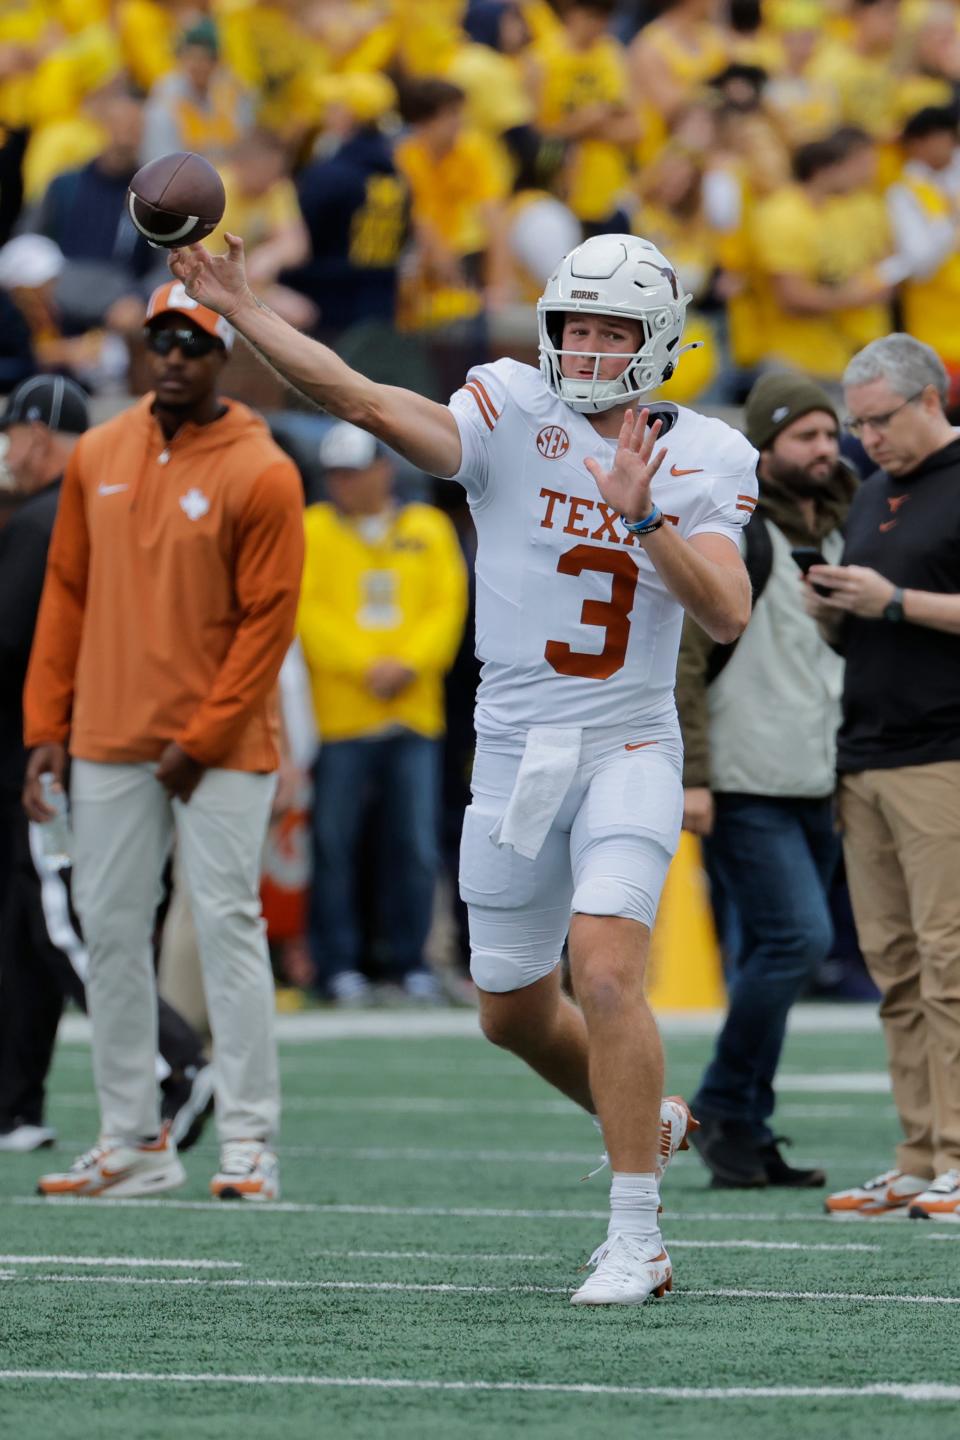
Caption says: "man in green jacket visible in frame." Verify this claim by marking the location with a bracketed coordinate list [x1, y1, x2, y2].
[675, 372, 856, 1188]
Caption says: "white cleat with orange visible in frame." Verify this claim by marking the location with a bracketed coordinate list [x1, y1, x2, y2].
[909, 1170, 960, 1221]
[586, 1095, 699, 1183]
[570, 1232, 673, 1306]
[37, 1125, 185, 1198]
[657, 1095, 699, 1181]
[824, 1168, 928, 1217]
[210, 1141, 280, 1201]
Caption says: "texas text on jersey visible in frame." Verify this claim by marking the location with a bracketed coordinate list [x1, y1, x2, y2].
[448, 357, 759, 735]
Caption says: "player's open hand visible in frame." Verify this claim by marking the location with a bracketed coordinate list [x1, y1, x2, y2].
[168, 234, 251, 321]
[584, 407, 667, 525]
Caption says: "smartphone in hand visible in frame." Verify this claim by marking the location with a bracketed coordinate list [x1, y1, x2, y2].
[791, 546, 834, 598]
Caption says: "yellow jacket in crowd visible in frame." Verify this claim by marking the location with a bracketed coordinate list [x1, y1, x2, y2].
[297, 501, 468, 744]
[751, 181, 892, 379]
[896, 169, 960, 367]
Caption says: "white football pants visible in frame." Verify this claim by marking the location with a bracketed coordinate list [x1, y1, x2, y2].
[70, 760, 279, 1144]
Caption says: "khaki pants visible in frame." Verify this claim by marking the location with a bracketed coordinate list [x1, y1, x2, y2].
[71, 760, 279, 1144]
[838, 762, 960, 1176]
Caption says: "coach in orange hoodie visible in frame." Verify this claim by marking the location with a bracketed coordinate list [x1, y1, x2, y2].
[22, 281, 305, 1203]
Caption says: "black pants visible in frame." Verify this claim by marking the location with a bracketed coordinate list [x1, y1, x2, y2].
[0, 790, 202, 1129]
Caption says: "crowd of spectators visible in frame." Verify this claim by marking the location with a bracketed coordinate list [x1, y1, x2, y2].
[2, 1, 960, 402]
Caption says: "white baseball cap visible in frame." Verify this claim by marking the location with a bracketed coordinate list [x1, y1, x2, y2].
[319, 422, 382, 471]
[0, 234, 64, 289]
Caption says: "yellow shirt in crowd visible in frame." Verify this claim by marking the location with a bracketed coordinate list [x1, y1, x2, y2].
[898, 171, 960, 366]
[395, 128, 505, 256]
[636, 15, 729, 93]
[297, 501, 468, 744]
[207, 166, 301, 251]
[751, 182, 892, 379]
[535, 30, 630, 224]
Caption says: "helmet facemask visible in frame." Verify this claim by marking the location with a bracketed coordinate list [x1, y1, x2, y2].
[536, 235, 699, 414]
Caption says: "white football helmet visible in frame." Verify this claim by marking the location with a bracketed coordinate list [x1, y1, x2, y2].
[537, 234, 696, 413]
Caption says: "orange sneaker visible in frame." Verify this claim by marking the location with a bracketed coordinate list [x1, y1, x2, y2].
[210, 1141, 279, 1202]
[908, 1169, 960, 1221]
[824, 1168, 928, 1217]
[37, 1125, 185, 1198]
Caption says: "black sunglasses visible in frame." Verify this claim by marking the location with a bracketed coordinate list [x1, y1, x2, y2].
[145, 327, 222, 359]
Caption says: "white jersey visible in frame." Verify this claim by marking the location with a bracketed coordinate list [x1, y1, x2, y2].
[449, 358, 758, 736]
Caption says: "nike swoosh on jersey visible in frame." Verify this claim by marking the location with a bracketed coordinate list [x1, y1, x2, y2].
[624, 740, 658, 751]
[98, 483, 129, 495]
[670, 465, 703, 476]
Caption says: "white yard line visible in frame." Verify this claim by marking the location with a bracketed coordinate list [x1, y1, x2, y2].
[688, 1287, 960, 1305]
[46, 1083, 893, 1114]
[305, 1240, 879, 1259]
[310, 1250, 567, 1262]
[14, 1275, 571, 1294]
[0, 1372, 955, 1402]
[6, 1196, 893, 1223]
[0, 1254, 241, 1269]
[56, 1003, 880, 1044]
[776, 1104, 895, 1118]
[11, 1274, 958, 1305]
[774, 1074, 891, 1094]
[49, 1138, 893, 1171]
[272, 1145, 596, 1163]
[201, 1142, 890, 1166]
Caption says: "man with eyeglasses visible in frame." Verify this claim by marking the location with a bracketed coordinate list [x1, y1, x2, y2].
[803, 332, 960, 1222]
[21, 282, 304, 1203]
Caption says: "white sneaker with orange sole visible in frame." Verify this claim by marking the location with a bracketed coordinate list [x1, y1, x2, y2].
[908, 1169, 960, 1221]
[570, 1232, 672, 1306]
[210, 1141, 279, 1202]
[37, 1125, 185, 1198]
[824, 1168, 928, 1217]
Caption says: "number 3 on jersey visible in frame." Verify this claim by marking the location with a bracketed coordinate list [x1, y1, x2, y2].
[544, 544, 639, 680]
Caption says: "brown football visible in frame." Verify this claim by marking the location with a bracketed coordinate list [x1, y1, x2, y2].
[127, 151, 226, 249]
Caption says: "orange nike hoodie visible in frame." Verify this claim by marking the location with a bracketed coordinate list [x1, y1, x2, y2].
[24, 395, 305, 771]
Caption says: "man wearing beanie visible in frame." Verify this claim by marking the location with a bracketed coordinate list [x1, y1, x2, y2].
[676, 369, 857, 1188]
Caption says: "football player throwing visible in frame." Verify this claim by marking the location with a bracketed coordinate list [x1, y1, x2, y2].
[170, 231, 757, 1305]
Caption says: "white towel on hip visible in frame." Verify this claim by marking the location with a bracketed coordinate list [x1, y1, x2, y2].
[488, 726, 582, 860]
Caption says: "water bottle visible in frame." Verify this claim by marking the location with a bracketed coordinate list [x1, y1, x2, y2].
[38, 773, 71, 868]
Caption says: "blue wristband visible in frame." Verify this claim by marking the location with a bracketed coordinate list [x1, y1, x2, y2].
[621, 505, 663, 536]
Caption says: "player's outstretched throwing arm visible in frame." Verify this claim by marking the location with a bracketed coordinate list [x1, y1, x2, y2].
[586, 406, 753, 645]
[169, 235, 463, 478]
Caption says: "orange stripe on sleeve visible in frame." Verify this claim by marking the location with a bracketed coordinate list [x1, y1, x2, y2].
[464, 382, 495, 431]
[736, 503, 756, 512]
[471, 377, 500, 421]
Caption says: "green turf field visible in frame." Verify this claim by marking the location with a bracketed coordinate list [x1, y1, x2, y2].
[0, 1009, 957, 1439]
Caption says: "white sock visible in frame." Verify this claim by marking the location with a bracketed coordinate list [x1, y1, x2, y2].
[608, 1172, 660, 1242]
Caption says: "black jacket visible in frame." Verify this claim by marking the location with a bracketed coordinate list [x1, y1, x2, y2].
[837, 437, 960, 772]
[290, 129, 409, 330]
[0, 480, 60, 795]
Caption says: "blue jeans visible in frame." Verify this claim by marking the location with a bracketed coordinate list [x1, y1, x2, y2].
[694, 794, 840, 1142]
[309, 734, 440, 992]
